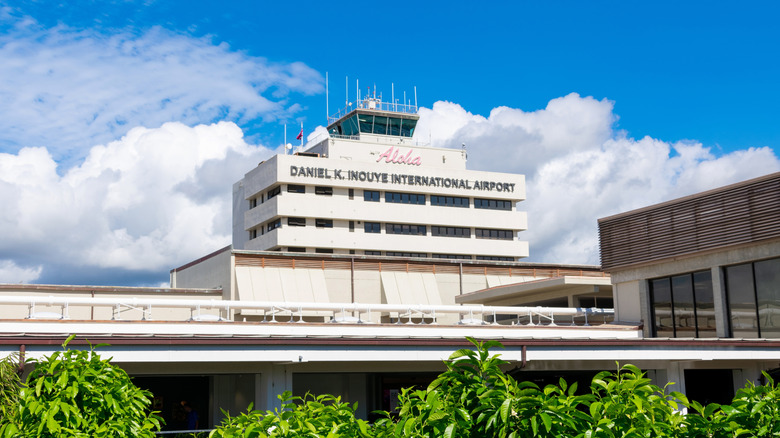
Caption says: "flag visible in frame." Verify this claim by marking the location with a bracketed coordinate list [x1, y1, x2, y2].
[296, 128, 303, 140]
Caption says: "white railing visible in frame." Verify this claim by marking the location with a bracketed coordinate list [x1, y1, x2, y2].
[0, 296, 614, 327]
[327, 98, 418, 125]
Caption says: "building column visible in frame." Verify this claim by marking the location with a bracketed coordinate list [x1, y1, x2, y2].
[711, 266, 730, 338]
[255, 364, 293, 412]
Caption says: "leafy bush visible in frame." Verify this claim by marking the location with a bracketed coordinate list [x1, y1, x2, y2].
[210, 392, 374, 438]
[0, 335, 162, 437]
[0, 353, 23, 427]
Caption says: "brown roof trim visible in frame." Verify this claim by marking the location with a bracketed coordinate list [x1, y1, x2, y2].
[0, 284, 221, 294]
[2, 335, 780, 349]
[170, 245, 232, 273]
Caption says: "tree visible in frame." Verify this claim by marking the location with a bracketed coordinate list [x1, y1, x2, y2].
[0, 335, 162, 437]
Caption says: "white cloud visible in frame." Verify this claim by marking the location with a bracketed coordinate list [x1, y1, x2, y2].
[0, 260, 42, 284]
[0, 16, 322, 160]
[417, 94, 780, 265]
[0, 122, 272, 281]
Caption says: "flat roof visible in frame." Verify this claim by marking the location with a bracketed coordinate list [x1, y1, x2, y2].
[456, 276, 612, 304]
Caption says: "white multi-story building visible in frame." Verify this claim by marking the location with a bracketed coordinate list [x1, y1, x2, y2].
[233, 98, 527, 261]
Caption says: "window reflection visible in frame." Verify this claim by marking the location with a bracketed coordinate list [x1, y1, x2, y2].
[650, 270, 715, 338]
[726, 263, 758, 338]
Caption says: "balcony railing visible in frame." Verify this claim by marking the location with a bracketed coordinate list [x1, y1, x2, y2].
[0, 296, 614, 327]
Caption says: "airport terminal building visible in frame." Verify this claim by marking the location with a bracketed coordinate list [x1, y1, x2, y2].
[233, 99, 527, 261]
[1, 96, 779, 431]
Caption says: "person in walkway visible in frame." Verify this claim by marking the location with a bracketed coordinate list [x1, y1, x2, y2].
[181, 401, 199, 430]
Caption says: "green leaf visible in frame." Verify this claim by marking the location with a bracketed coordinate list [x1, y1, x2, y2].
[500, 398, 511, 423]
[540, 411, 552, 432]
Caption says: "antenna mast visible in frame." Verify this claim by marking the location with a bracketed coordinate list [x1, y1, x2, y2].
[325, 71, 329, 120]
[414, 86, 418, 111]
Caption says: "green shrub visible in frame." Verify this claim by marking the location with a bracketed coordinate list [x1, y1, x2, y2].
[0, 353, 23, 427]
[210, 392, 374, 438]
[0, 335, 162, 438]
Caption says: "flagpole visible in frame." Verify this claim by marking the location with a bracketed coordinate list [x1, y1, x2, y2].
[284, 124, 287, 155]
[300, 122, 303, 147]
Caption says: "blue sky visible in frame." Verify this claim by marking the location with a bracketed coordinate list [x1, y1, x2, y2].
[1, 1, 779, 286]
[8, 0, 780, 153]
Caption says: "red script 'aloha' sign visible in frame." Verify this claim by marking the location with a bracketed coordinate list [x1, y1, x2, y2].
[376, 146, 422, 166]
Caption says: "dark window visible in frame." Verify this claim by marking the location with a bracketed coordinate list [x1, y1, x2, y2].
[315, 186, 333, 196]
[386, 251, 427, 258]
[287, 247, 306, 252]
[315, 218, 333, 228]
[348, 188, 354, 199]
[755, 258, 780, 338]
[431, 226, 471, 238]
[385, 191, 425, 205]
[249, 198, 258, 209]
[287, 184, 305, 193]
[433, 254, 473, 260]
[250, 229, 258, 239]
[315, 248, 334, 254]
[475, 229, 514, 240]
[266, 218, 281, 232]
[385, 223, 426, 236]
[365, 251, 382, 256]
[373, 115, 388, 135]
[287, 217, 306, 227]
[476, 256, 515, 261]
[358, 114, 373, 133]
[431, 195, 469, 208]
[725, 257, 780, 338]
[577, 297, 614, 308]
[267, 186, 281, 200]
[364, 190, 380, 202]
[474, 198, 512, 210]
[650, 270, 716, 338]
[349, 221, 354, 232]
[349, 249, 355, 255]
[364, 222, 381, 233]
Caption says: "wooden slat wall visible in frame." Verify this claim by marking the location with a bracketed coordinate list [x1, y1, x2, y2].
[598, 173, 780, 271]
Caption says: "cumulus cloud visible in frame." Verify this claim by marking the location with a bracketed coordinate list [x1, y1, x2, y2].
[0, 15, 322, 160]
[0, 122, 272, 284]
[0, 260, 42, 284]
[416, 93, 780, 265]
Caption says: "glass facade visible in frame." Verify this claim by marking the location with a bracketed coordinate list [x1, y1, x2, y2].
[725, 257, 780, 338]
[650, 270, 716, 338]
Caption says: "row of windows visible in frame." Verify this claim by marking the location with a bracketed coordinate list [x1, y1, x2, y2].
[250, 185, 331, 209]
[431, 226, 470, 238]
[252, 186, 515, 211]
[474, 198, 512, 210]
[475, 229, 514, 240]
[385, 191, 425, 205]
[431, 195, 469, 208]
[385, 223, 427, 236]
[279, 248, 515, 261]
[649, 256, 780, 338]
[257, 217, 514, 240]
